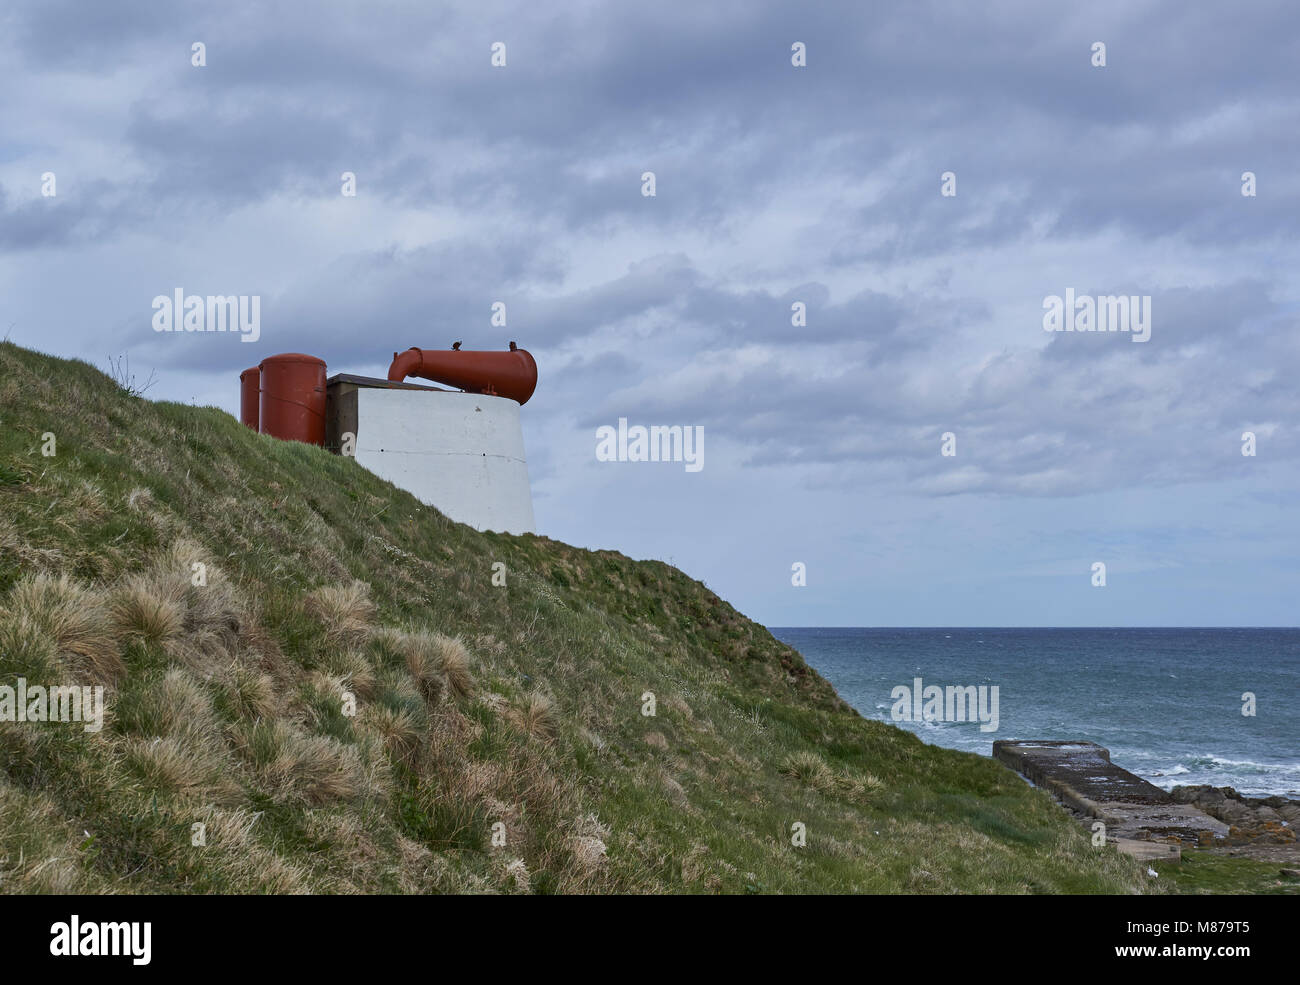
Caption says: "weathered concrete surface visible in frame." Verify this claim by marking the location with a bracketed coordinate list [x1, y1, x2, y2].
[1094, 801, 1229, 849]
[993, 740, 1229, 857]
[1113, 838, 1181, 862]
[993, 741, 1168, 808]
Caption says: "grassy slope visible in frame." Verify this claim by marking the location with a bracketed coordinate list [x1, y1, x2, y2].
[0, 342, 1162, 894]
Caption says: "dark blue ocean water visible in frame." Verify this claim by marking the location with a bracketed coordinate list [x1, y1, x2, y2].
[769, 628, 1300, 797]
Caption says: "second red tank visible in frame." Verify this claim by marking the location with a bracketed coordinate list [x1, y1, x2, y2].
[239, 367, 260, 430]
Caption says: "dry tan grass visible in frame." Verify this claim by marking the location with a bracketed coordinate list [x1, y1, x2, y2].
[0, 610, 60, 680]
[391, 630, 475, 704]
[61, 478, 110, 523]
[167, 628, 230, 673]
[159, 538, 210, 576]
[5, 573, 123, 683]
[109, 572, 185, 646]
[853, 772, 885, 795]
[564, 812, 612, 890]
[164, 805, 315, 892]
[216, 661, 277, 720]
[321, 649, 377, 699]
[141, 800, 316, 894]
[379, 628, 473, 706]
[423, 702, 476, 761]
[0, 513, 64, 569]
[502, 857, 531, 893]
[247, 855, 310, 894]
[116, 668, 242, 804]
[137, 545, 194, 603]
[404, 646, 446, 703]
[302, 811, 382, 891]
[360, 704, 423, 765]
[661, 773, 689, 806]
[511, 691, 558, 742]
[780, 750, 837, 793]
[125, 486, 155, 513]
[148, 540, 247, 656]
[123, 667, 218, 737]
[391, 835, 435, 892]
[0, 781, 92, 893]
[194, 805, 260, 850]
[433, 634, 473, 700]
[123, 735, 241, 804]
[236, 720, 370, 806]
[305, 580, 375, 647]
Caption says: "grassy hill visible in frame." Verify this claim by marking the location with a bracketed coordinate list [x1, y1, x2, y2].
[0, 341, 1171, 894]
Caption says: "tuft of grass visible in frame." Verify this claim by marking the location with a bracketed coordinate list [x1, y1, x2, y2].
[0, 611, 60, 682]
[116, 667, 215, 738]
[235, 720, 371, 807]
[5, 573, 123, 683]
[361, 704, 424, 765]
[780, 750, 838, 792]
[511, 691, 558, 742]
[387, 630, 473, 704]
[305, 581, 375, 648]
[214, 662, 277, 721]
[123, 735, 240, 803]
[0, 781, 98, 893]
[433, 634, 473, 700]
[110, 572, 185, 646]
[116, 668, 243, 805]
[399, 632, 448, 704]
[320, 649, 377, 699]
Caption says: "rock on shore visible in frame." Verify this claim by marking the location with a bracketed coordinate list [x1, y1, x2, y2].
[1170, 785, 1299, 844]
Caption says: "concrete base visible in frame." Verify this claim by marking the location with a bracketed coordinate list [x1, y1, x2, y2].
[340, 387, 535, 535]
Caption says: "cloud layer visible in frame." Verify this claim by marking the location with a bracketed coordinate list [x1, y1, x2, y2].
[3, 0, 1297, 624]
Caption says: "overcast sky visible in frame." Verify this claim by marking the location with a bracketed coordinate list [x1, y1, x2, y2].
[3, 1, 1298, 626]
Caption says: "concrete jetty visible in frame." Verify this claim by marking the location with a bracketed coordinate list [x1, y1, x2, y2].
[993, 740, 1230, 860]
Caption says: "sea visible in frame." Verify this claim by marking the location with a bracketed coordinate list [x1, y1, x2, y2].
[769, 627, 1299, 798]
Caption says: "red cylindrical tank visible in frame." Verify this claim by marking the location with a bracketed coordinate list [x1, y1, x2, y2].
[239, 367, 260, 431]
[258, 353, 327, 446]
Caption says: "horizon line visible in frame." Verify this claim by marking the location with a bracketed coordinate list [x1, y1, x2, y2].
[765, 625, 1300, 630]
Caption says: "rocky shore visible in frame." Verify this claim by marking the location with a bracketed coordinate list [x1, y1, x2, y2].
[1170, 785, 1299, 848]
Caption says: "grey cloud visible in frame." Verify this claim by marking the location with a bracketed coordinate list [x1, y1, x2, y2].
[4, 0, 1300, 625]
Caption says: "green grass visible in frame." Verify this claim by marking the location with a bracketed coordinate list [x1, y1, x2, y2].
[1160, 852, 1300, 895]
[0, 340, 1223, 894]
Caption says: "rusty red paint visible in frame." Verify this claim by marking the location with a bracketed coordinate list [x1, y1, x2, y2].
[258, 353, 327, 445]
[387, 345, 537, 405]
[239, 367, 260, 431]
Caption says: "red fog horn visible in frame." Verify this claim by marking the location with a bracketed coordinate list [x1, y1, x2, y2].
[387, 343, 538, 405]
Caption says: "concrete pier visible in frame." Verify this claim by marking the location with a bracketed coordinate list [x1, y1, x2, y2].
[993, 740, 1230, 858]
